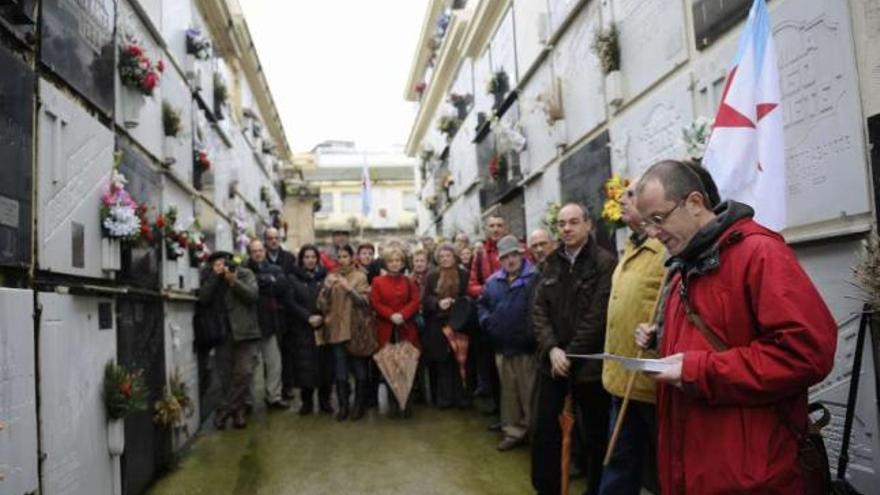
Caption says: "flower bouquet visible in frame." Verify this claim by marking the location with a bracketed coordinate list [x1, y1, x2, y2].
[103, 361, 148, 421]
[543, 202, 561, 239]
[194, 148, 211, 172]
[489, 154, 508, 181]
[438, 115, 461, 138]
[681, 116, 713, 161]
[153, 370, 194, 430]
[601, 173, 630, 231]
[119, 38, 163, 96]
[101, 154, 142, 242]
[188, 219, 211, 265]
[158, 207, 190, 260]
[185, 27, 212, 61]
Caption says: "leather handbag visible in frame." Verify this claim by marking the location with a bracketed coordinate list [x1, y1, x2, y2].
[347, 306, 379, 357]
[679, 281, 832, 495]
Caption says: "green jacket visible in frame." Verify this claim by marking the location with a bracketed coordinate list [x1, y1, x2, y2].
[199, 266, 260, 342]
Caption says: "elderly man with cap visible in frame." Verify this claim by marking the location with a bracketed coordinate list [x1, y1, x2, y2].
[199, 251, 260, 430]
[477, 235, 538, 451]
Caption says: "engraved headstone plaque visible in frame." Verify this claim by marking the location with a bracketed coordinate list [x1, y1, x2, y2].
[41, 0, 115, 115]
[0, 0, 38, 45]
[118, 142, 162, 290]
[559, 131, 614, 251]
[38, 80, 115, 279]
[0, 43, 33, 268]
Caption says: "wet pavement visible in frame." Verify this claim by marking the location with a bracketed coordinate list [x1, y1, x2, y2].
[147, 401, 583, 495]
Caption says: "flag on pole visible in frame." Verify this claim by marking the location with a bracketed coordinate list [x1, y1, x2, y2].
[703, 0, 785, 230]
[361, 158, 372, 217]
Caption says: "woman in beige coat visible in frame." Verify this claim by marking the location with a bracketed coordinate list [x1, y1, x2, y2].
[318, 245, 370, 421]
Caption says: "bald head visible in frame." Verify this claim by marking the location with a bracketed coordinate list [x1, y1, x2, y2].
[264, 227, 281, 251]
[249, 239, 266, 263]
[528, 229, 553, 263]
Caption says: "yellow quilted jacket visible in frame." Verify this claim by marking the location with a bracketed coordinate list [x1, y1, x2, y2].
[602, 237, 667, 404]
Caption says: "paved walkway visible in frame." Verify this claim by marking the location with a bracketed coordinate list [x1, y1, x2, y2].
[148, 404, 580, 494]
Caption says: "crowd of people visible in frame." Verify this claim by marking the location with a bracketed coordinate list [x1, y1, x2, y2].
[195, 158, 838, 494]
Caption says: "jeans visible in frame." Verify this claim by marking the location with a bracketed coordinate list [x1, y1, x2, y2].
[331, 343, 368, 382]
[531, 373, 610, 495]
[598, 397, 657, 495]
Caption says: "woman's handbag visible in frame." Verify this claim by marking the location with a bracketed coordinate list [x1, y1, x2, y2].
[347, 306, 379, 357]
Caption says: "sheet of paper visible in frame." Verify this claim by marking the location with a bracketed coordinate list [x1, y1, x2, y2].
[566, 353, 672, 373]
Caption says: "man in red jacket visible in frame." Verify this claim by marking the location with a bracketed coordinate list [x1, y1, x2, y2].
[467, 214, 507, 298]
[634, 160, 836, 494]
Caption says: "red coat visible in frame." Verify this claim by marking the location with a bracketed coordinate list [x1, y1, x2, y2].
[467, 239, 501, 298]
[658, 218, 836, 494]
[370, 274, 422, 349]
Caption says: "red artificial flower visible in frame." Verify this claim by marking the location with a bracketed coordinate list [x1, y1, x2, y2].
[488, 156, 499, 178]
[143, 72, 158, 91]
[119, 379, 133, 399]
[127, 44, 142, 57]
[157, 60, 165, 73]
[155, 215, 166, 230]
[415, 82, 427, 94]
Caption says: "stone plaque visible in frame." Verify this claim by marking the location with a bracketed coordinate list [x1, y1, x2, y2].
[118, 141, 162, 290]
[0, 0, 38, 46]
[614, 0, 689, 104]
[161, 0, 194, 69]
[165, 302, 200, 450]
[772, 0, 871, 228]
[0, 44, 33, 268]
[795, 238, 880, 494]
[692, 0, 751, 50]
[553, 1, 606, 145]
[116, 0, 164, 159]
[497, 190, 526, 239]
[38, 80, 115, 279]
[40, 0, 115, 115]
[524, 161, 561, 234]
[116, 296, 171, 494]
[473, 49, 494, 116]
[449, 111, 479, 191]
[39, 293, 116, 495]
[547, 0, 580, 36]
[490, 7, 518, 86]
[514, 0, 549, 74]
[162, 68, 195, 182]
[71, 222, 85, 268]
[558, 130, 615, 251]
[0, 288, 38, 495]
[518, 62, 562, 176]
[609, 72, 693, 178]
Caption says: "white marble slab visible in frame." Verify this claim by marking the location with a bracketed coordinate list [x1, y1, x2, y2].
[449, 111, 480, 193]
[614, 0, 689, 104]
[164, 301, 200, 451]
[513, 0, 550, 76]
[609, 72, 693, 178]
[160, 0, 192, 68]
[490, 7, 518, 86]
[0, 288, 38, 494]
[37, 80, 116, 279]
[552, 0, 606, 145]
[473, 49, 495, 115]
[524, 161, 561, 235]
[518, 61, 563, 175]
[162, 64, 195, 182]
[547, 0, 581, 36]
[39, 294, 116, 495]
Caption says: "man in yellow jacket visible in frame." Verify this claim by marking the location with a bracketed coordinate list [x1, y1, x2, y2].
[598, 179, 666, 495]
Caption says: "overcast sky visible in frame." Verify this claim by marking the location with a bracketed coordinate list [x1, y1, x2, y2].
[240, 0, 429, 153]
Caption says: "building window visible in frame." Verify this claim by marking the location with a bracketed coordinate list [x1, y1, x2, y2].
[403, 191, 417, 212]
[341, 192, 361, 214]
[317, 192, 334, 215]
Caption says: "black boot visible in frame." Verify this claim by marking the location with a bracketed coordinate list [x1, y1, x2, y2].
[318, 385, 333, 414]
[350, 380, 365, 421]
[335, 381, 349, 422]
[299, 388, 314, 416]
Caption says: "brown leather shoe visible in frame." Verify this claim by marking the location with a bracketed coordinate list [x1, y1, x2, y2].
[233, 410, 247, 429]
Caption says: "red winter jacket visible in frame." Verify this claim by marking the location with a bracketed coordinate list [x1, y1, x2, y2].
[467, 239, 501, 298]
[370, 274, 421, 349]
[657, 216, 836, 494]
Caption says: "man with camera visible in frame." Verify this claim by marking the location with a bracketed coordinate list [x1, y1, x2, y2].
[200, 251, 260, 430]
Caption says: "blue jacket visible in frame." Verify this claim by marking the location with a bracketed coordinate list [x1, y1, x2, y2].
[477, 262, 538, 356]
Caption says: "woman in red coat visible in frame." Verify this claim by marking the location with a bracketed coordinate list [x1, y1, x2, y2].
[370, 245, 421, 417]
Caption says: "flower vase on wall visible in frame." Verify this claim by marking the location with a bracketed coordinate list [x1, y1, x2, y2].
[107, 418, 125, 456]
[605, 70, 624, 109]
[163, 137, 177, 167]
[121, 87, 144, 129]
[101, 238, 122, 272]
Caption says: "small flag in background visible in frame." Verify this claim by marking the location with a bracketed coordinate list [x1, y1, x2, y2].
[703, 0, 785, 231]
[361, 158, 372, 217]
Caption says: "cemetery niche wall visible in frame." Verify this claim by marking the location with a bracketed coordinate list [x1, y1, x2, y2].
[0, 42, 34, 268]
[559, 131, 614, 252]
[117, 141, 162, 290]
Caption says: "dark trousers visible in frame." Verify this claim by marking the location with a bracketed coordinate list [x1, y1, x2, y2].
[531, 373, 610, 495]
[598, 397, 657, 495]
[317, 345, 334, 405]
[216, 338, 259, 415]
[434, 358, 468, 408]
[331, 343, 368, 382]
[475, 333, 500, 408]
[279, 330, 297, 395]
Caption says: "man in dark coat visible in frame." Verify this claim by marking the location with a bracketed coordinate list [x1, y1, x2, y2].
[245, 240, 289, 410]
[264, 227, 297, 274]
[531, 203, 616, 495]
[263, 227, 299, 400]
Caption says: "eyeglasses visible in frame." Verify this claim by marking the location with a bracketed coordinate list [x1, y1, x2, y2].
[640, 198, 686, 230]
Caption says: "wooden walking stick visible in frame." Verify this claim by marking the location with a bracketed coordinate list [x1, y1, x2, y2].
[559, 394, 575, 495]
[603, 272, 671, 466]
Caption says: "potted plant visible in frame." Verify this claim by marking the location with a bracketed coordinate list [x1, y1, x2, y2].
[486, 70, 510, 110]
[118, 37, 164, 128]
[103, 361, 148, 456]
[162, 101, 182, 166]
[592, 26, 623, 107]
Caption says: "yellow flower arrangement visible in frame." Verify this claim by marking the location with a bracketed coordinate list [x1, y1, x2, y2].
[601, 173, 630, 229]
